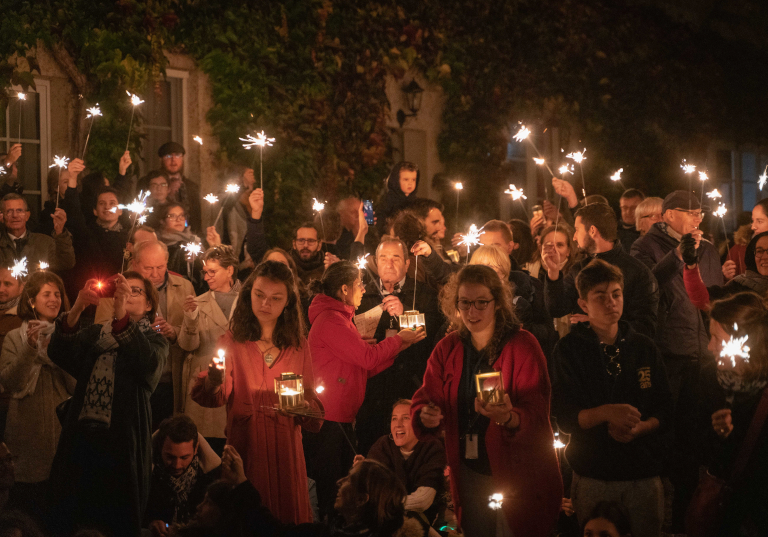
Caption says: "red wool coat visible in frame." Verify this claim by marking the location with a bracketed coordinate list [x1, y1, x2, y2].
[307, 294, 402, 423]
[411, 330, 563, 536]
[191, 332, 322, 524]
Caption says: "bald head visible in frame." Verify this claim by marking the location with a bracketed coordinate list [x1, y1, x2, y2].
[131, 240, 169, 287]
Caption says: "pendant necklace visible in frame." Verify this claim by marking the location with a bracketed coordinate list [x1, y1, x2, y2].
[259, 340, 278, 366]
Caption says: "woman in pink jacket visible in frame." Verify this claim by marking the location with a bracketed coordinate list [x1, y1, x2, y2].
[306, 260, 425, 521]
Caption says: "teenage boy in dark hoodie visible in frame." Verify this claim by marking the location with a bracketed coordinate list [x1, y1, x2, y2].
[552, 259, 672, 537]
[377, 161, 419, 237]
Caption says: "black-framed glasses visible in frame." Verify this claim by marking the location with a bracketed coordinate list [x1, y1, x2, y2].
[456, 298, 495, 311]
[294, 238, 318, 246]
[755, 248, 768, 258]
[672, 208, 702, 219]
[166, 214, 186, 221]
[130, 286, 146, 297]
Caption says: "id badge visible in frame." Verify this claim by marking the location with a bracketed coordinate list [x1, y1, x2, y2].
[465, 434, 479, 459]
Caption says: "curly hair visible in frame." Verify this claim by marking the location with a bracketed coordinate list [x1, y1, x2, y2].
[230, 261, 304, 348]
[18, 272, 70, 321]
[439, 265, 521, 365]
[202, 245, 238, 283]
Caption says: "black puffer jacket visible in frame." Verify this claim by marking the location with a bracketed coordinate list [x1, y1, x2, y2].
[376, 162, 419, 236]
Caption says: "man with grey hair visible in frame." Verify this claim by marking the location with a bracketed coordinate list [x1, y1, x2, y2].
[354, 236, 443, 453]
[0, 193, 75, 271]
[96, 239, 194, 428]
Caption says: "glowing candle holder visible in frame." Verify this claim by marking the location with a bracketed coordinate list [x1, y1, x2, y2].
[475, 371, 505, 404]
[275, 372, 304, 409]
[398, 310, 425, 331]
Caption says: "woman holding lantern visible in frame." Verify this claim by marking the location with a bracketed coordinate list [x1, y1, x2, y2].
[191, 260, 322, 524]
[411, 265, 562, 537]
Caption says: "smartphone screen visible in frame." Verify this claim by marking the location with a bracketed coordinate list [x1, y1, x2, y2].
[363, 200, 374, 225]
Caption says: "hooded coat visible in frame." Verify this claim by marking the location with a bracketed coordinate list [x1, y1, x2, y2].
[376, 163, 420, 236]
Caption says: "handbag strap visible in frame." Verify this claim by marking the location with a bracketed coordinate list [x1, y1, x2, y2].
[730, 387, 768, 482]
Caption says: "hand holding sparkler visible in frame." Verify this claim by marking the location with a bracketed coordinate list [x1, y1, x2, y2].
[419, 403, 444, 429]
[51, 208, 67, 236]
[248, 189, 264, 220]
[118, 151, 132, 176]
[206, 226, 222, 247]
[712, 409, 733, 438]
[551, 176, 577, 208]
[184, 294, 198, 313]
[4, 144, 21, 170]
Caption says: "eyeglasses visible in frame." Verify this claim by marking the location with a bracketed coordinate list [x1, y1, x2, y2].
[672, 209, 702, 219]
[129, 286, 146, 297]
[166, 214, 186, 221]
[294, 238, 318, 246]
[456, 298, 495, 311]
[150, 182, 168, 189]
[162, 153, 183, 160]
[755, 248, 768, 258]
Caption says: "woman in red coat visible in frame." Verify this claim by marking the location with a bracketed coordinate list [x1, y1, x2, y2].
[411, 265, 562, 537]
[191, 260, 322, 524]
[306, 260, 426, 521]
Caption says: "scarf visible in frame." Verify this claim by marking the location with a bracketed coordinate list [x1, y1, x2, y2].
[732, 270, 768, 297]
[79, 317, 153, 426]
[0, 296, 20, 313]
[158, 229, 198, 247]
[716, 369, 768, 401]
[12, 320, 55, 399]
[290, 248, 324, 276]
[154, 456, 202, 524]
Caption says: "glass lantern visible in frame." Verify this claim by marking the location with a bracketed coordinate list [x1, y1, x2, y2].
[274, 372, 304, 409]
[398, 310, 426, 331]
[475, 371, 505, 404]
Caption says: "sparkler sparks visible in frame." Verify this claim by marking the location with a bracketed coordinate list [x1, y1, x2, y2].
[454, 182, 463, 190]
[137, 215, 148, 225]
[355, 254, 370, 272]
[488, 493, 504, 510]
[49, 155, 70, 170]
[533, 157, 546, 165]
[0, 166, 6, 177]
[558, 164, 574, 176]
[566, 149, 586, 164]
[504, 184, 527, 201]
[554, 432, 566, 449]
[512, 125, 531, 142]
[239, 131, 275, 149]
[182, 242, 203, 260]
[313, 198, 325, 213]
[610, 168, 624, 182]
[759, 166, 768, 191]
[193, 135, 203, 145]
[117, 191, 152, 215]
[719, 323, 750, 368]
[706, 189, 722, 200]
[127, 91, 144, 107]
[225, 183, 241, 194]
[38, 262, 49, 271]
[86, 105, 102, 118]
[713, 203, 727, 219]
[204, 194, 219, 205]
[10, 258, 28, 279]
[17, 93, 26, 101]
[458, 224, 483, 249]
[698, 171, 708, 182]
[680, 160, 696, 174]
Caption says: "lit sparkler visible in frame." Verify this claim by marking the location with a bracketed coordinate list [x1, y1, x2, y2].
[313, 198, 327, 240]
[680, 160, 696, 175]
[504, 184, 528, 218]
[459, 224, 483, 262]
[554, 432, 565, 449]
[125, 91, 145, 152]
[512, 125, 531, 142]
[558, 164, 573, 176]
[50, 156, 70, 209]
[118, 191, 153, 272]
[38, 261, 49, 271]
[193, 135, 203, 145]
[212, 185, 242, 228]
[566, 149, 588, 200]
[719, 323, 750, 368]
[182, 242, 203, 260]
[225, 183, 241, 194]
[533, 157, 545, 165]
[454, 182, 463, 223]
[82, 104, 102, 160]
[488, 493, 504, 510]
[10, 258, 28, 280]
[204, 194, 219, 205]
[316, 385, 325, 394]
[17, 92, 26, 144]
[759, 166, 768, 191]
[355, 254, 369, 272]
[706, 189, 722, 200]
[713, 203, 731, 258]
[713, 203, 727, 219]
[240, 131, 275, 189]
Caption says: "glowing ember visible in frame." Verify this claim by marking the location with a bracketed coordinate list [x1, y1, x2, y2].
[313, 198, 325, 213]
[86, 105, 102, 118]
[454, 182, 463, 190]
[720, 323, 750, 368]
[713, 203, 727, 219]
[126, 91, 144, 107]
[240, 131, 275, 149]
[225, 183, 241, 194]
[566, 149, 586, 164]
[504, 184, 527, 201]
[10, 258, 28, 279]
[610, 168, 623, 182]
[49, 155, 70, 169]
[706, 189, 722, 199]
[558, 164, 574, 176]
[512, 125, 531, 142]
[204, 194, 219, 204]
[193, 135, 203, 145]
[681, 160, 696, 174]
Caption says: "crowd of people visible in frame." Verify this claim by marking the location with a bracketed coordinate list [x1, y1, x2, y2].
[0, 140, 766, 537]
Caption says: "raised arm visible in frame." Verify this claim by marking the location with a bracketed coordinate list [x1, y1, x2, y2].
[245, 189, 268, 264]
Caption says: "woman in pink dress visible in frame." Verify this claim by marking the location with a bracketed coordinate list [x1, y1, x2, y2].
[192, 260, 322, 523]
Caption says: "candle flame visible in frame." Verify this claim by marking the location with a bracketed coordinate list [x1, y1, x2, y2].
[454, 182, 463, 190]
[504, 184, 527, 201]
[512, 125, 531, 142]
[719, 323, 750, 368]
[214, 348, 226, 370]
[313, 198, 325, 213]
[193, 135, 203, 145]
[566, 149, 586, 164]
[713, 203, 727, 219]
[126, 91, 144, 107]
[49, 155, 70, 169]
[610, 168, 623, 182]
[533, 157, 545, 165]
[458, 224, 483, 248]
[225, 183, 241, 194]
[558, 164, 574, 176]
[240, 131, 275, 149]
[706, 189, 722, 199]
[204, 194, 219, 204]
[681, 160, 696, 174]
[10, 258, 27, 279]
[86, 104, 102, 118]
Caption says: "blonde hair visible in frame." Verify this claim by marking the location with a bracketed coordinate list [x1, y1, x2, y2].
[469, 245, 511, 279]
[635, 197, 663, 230]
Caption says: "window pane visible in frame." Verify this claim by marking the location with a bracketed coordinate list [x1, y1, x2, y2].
[7, 92, 39, 141]
[17, 142, 41, 191]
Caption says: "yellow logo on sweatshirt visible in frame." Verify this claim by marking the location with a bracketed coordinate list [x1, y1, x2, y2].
[637, 367, 651, 389]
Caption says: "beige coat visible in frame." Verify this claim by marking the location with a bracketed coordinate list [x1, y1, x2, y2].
[95, 272, 195, 413]
[177, 291, 237, 438]
[0, 322, 75, 482]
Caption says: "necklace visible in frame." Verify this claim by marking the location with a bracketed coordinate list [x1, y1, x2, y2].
[600, 342, 621, 377]
[258, 339, 278, 366]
